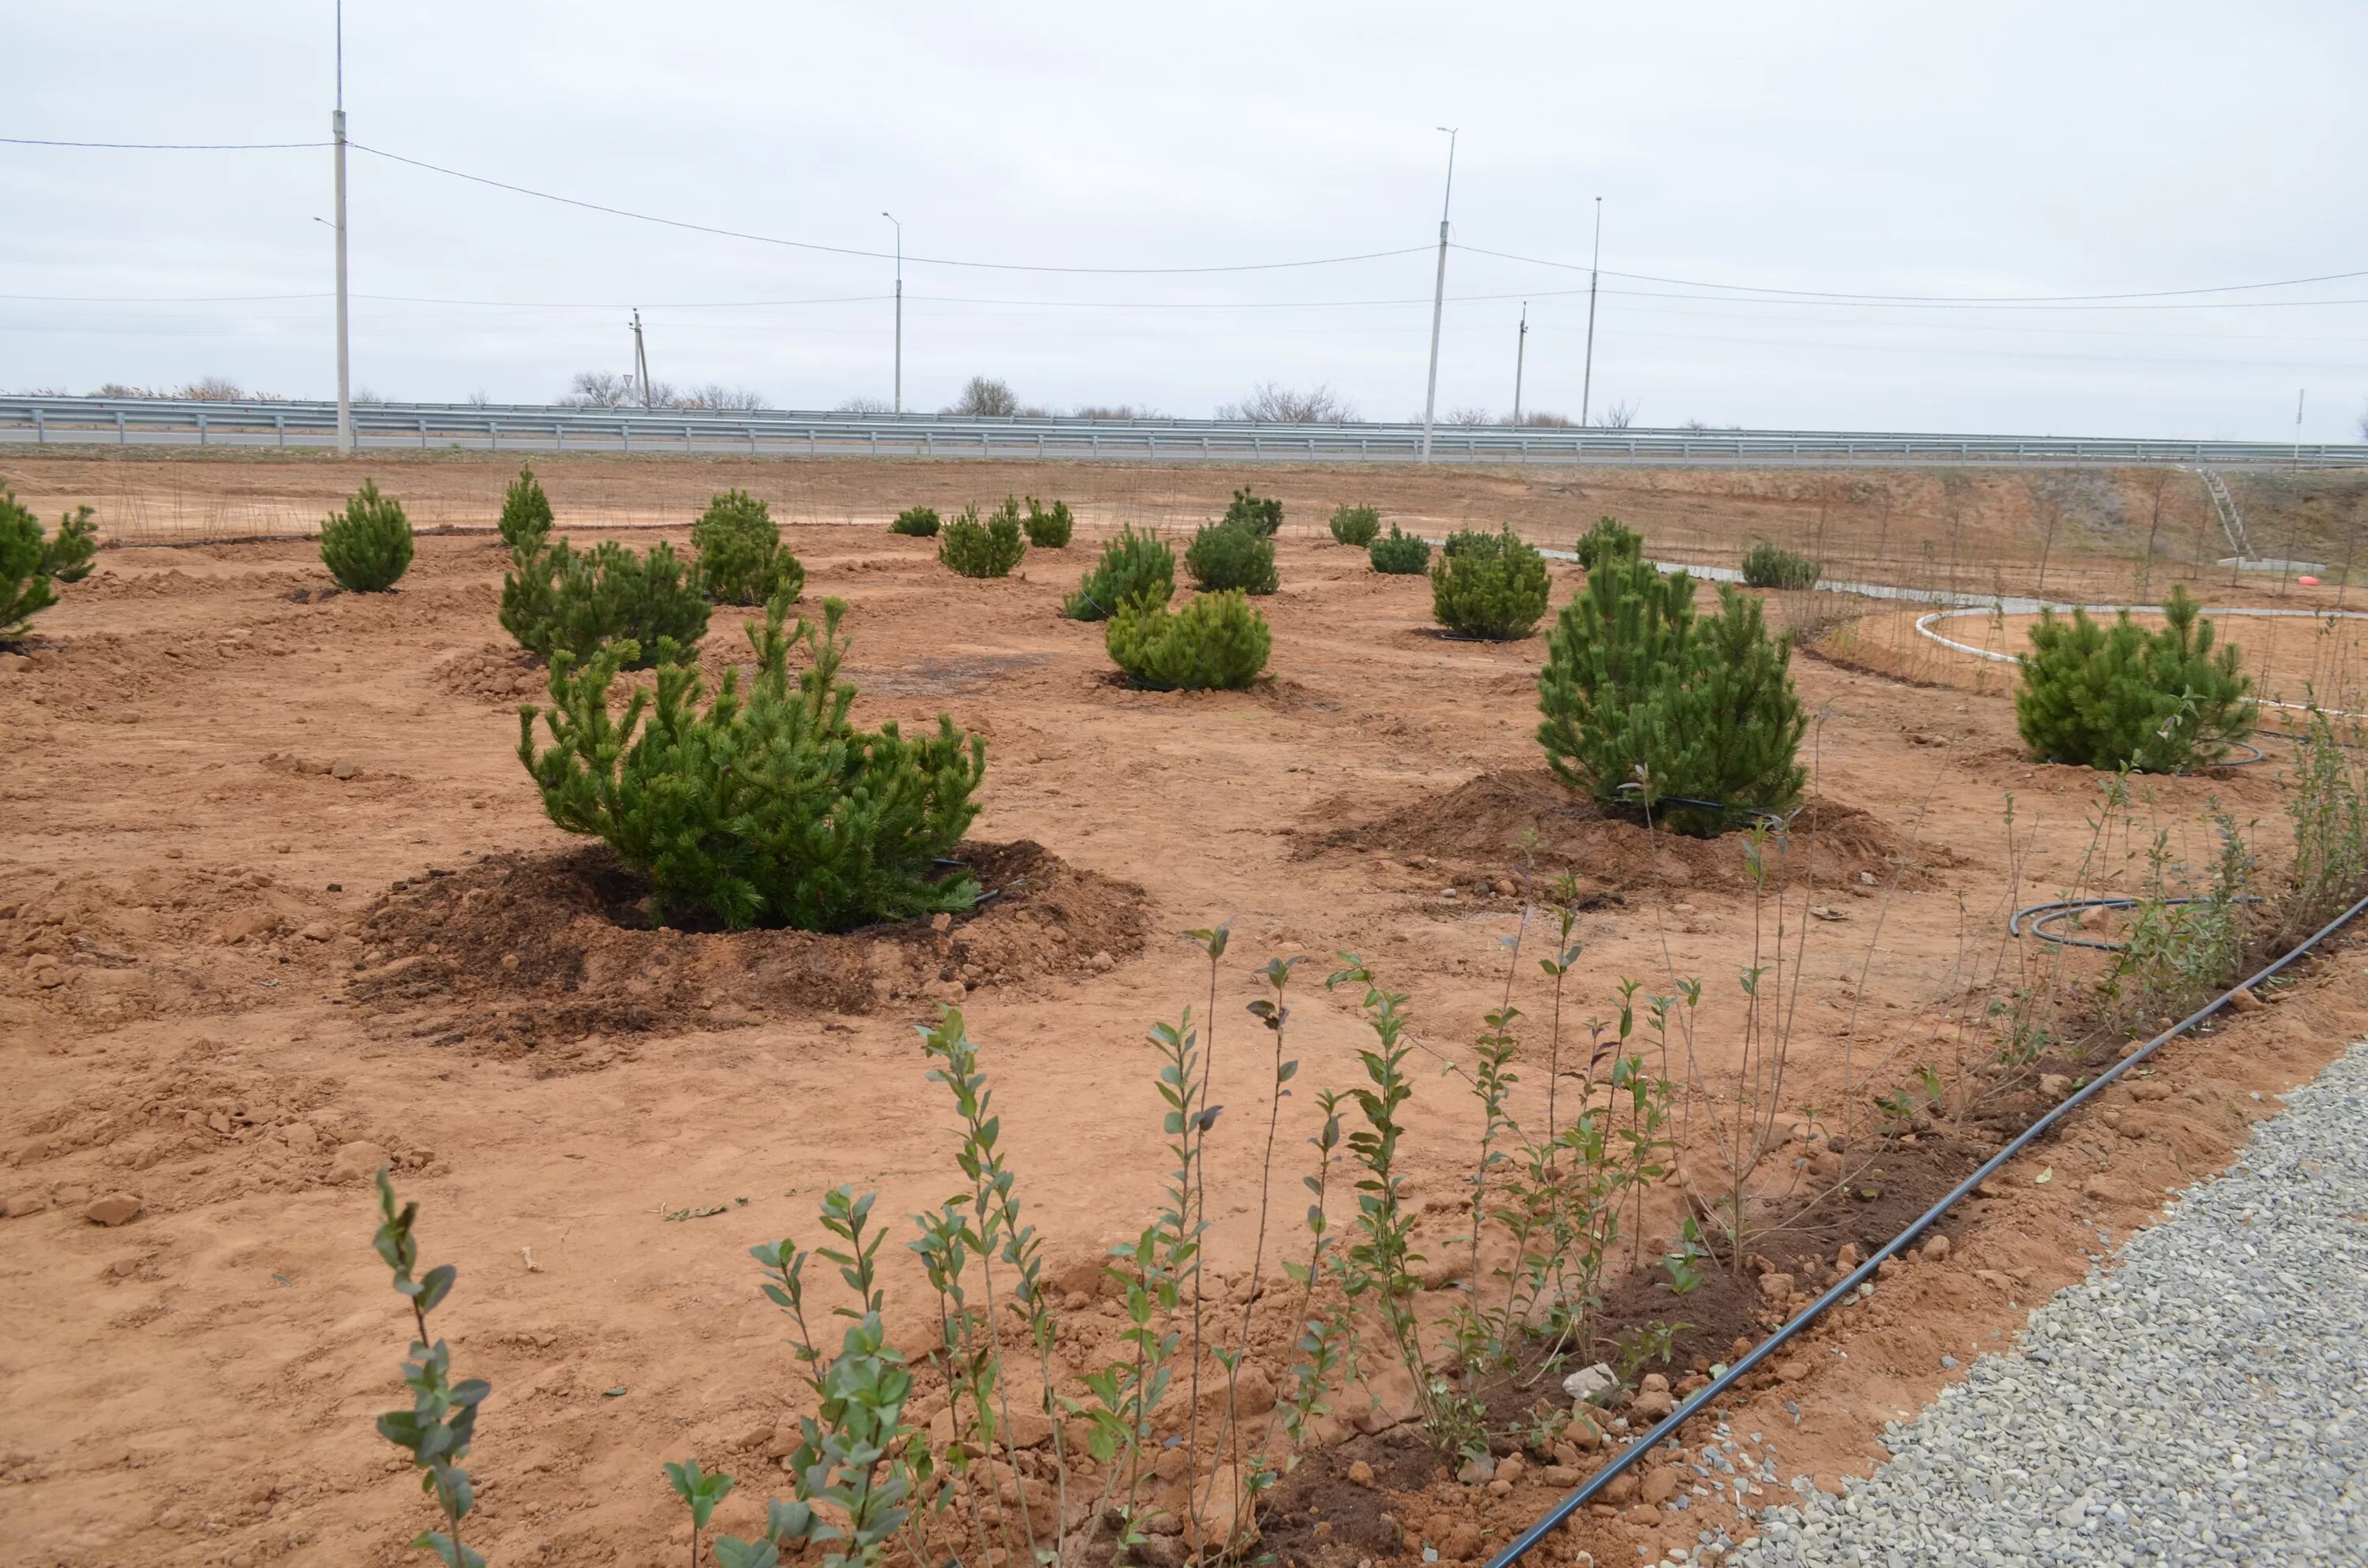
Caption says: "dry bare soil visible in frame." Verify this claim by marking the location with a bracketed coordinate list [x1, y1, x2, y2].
[6, 453, 2366, 1568]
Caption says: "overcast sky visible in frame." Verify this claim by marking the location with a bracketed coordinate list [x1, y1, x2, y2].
[6, 1, 2366, 439]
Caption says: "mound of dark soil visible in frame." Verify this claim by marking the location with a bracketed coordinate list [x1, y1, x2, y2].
[1304, 765, 1959, 896]
[347, 840, 1148, 1065]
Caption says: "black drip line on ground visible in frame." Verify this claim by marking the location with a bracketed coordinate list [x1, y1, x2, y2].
[1481, 885, 2368, 1568]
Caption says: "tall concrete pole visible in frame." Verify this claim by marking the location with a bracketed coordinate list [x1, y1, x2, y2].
[883, 212, 903, 414]
[1512, 301, 1527, 426]
[1579, 196, 1602, 429]
[1419, 126, 1457, 462]
[332, 0, 352, 453]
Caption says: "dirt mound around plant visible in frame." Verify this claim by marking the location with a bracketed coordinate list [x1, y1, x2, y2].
[346, 840, 1148, 1065]
[1306, 765, 1957, 894]
[433, 641, 547, 705]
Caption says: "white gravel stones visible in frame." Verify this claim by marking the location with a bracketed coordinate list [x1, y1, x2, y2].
[1726, 1039, 2368, 1568]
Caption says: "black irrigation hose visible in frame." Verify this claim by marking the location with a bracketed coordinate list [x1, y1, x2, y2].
[2010, 895, 2267, 952]
[1483, 884, 2368, 1568]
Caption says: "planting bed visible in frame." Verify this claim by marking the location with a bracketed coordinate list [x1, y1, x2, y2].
[6, 451, 2368, 1568]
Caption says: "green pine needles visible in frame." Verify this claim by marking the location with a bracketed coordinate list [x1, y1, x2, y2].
[1022, 496, 1074, 548]
[1369, 525, 1431, 574]
[1537, 553, 1807, 834]
[692, 489, 805, 606]
[2016, 586, 2256, 772]
[1328, 503, 1381, 547]
[939, 501, 1028, 578]
[1063, 526, 1174, 620]
[500, 537, 711, 670]
[320, 480, 414, 593]
[1223, 486, 1284, 537]
[889, 506, 941, 537]
[519, 593, 987, 931]
[1184, 519, 1279, 595]
[1739, 541, 1819, 590]
[1, 485, 96, 642]
[1106, 589, 1272, 690]
[496, 464, 553, 553]
[1431, 526, 1550, 639]
[1575, 515, 1643, 571]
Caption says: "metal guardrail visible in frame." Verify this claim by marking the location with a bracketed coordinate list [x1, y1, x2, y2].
[3, 395, 2363, 469]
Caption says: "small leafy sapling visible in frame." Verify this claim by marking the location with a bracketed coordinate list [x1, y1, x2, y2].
[1276, 1091, 1351, 1453]
[1660, 1216, 1708, 1295]
[662, 1460, 735, 1568]
[370, 1170, 491, 1568]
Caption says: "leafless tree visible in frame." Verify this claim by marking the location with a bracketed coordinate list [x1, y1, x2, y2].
[1596, 399, 1639, 430]
[1444, 406, 1493, 426]
[1216, 380, 1358, 423]
[464, 390, 492, 407]
[1075, 403, 1167, 421]
[834, 395, 894, 414]
[673, 384, 767, 412]
[559, 370, 634, 407]
[90, 382, 161, 399]
[2357, 399, 2366, 442]
[175, 376, 246, 402]
[1518, 410, 1573, 428]
[945, 376, 1021, 417]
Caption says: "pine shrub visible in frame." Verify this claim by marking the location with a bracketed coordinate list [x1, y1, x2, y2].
[1062, 526, 1174, 620]
[1106, 589, 1272, 690]
[1537, 553, 1807, 835]
[1431, 526, 1551, 639]
[691, 488, 804, 605]
[320, 480, 414, 593]
[2, 487, 98, 642]
[501, 537, 711, 670]
[1223, 487, 1284, 537]
[497, 463, 553, 552]
[2015, 586, 2255, 772]
[939, 501, 1028, 578]
[1022, 496, 1074, 548]
[1574, 515, 1642, 571]
[1185, 520, 1279, 595]
[1739, 541, 1820, 590]
[889, 506, 941, 537]
[519, 595, 986, 931]
[1329, 504, 1381, 547]
[1369, 525, 1431, 574]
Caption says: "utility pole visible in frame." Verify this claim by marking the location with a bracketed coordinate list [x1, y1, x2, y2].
[882, 211, 903, 414]
[1512, 301, 1528, 427]
[1420, 126, 1457, 462]
[2295, 388, 2306, 469]
[1579, 196, 1602, 429]
[631, 309, 652, 407]
[332, 0, 351, 453]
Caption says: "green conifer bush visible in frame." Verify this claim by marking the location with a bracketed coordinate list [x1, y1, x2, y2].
[518, 594, 986, 931]
[1537, 553, 1807, 834]
[1062, 525, 1174, 620]
[1, 487, 97, 642]
[1022, 496, 1074, 548]
[500, 537, 711, 669]
[496, 463, 553, 553]
[1105, 589, 1272, 690]
[320, 480, 414, 593]
[1328, 504, 1381, 547]
[1739, 541, 1819, 590]
[1431, 526, 1551, 639]
[1223, 486, 1284, 537]
[2016, 586, 2255, 772]
[939, 501, 1028, 578]
[889, 506, 941, 537]
[1574, 515, 1643, 571]
[1185, 520, 1279, 595]
[691, 488, 804, 606]
[1369, 525, 1431, 574]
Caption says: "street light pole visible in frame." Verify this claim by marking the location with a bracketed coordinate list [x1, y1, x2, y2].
[1512, 301, 1527, 427]
[1579, 196, 1602, 429]
[1420, 126, 1457, 463]
[882, 212, 902, 414]
[332, 0, 351, 454]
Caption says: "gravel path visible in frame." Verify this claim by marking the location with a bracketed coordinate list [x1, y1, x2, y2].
[1721, 1039, 2368, 1568]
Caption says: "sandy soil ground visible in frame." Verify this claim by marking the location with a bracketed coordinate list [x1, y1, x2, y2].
[5, 463, 2365, 1568]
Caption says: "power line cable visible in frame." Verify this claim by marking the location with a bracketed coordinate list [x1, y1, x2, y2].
[1451, 241, 2368, 304]
[1, 135, 328, 149]
[348, 141, 1429, 275]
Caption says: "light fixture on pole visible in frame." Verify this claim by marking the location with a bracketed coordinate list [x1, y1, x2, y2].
[1579, 196, 1602, 429]
[332, 0, 351, 454]
[882, 211, 903, 415]
[1512, 301, 1528, 428]
[1419, 125, 1457, 463]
